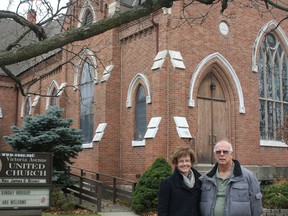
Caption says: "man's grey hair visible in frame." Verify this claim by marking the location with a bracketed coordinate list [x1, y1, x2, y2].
[213, 140, 233, 152]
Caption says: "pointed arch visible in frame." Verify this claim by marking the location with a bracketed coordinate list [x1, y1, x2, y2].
[252, 20, 288, 72]
[21, 95, 32, 118]
[126, 73, 152, 108]
[77, 0, 97, 28]
[74, 48, 98, 89]
[188, 52, 245, 113]
[46, 80, 59, 109]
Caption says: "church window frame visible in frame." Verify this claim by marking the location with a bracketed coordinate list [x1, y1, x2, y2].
[24, 97, 31, 117]
[80, 58, 95, 146]
[77, 0, 96, 28]
[258, 32, 288, 147]
[134, 85, 147, 142]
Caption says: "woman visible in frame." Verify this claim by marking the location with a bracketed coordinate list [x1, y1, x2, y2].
[158, 146, 202, 216]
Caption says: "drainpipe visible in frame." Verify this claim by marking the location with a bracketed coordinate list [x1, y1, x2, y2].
[150, 13, 159, 54]
[15, 87, 19, 127]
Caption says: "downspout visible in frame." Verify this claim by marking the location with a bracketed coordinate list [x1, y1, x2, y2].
[15, 87, 19, 126]
[150, 13, 159, 54]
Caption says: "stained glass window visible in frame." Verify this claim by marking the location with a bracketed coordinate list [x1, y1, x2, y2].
[258, 32, 288, 141]
[24, 98, 31, 117]
[84, 10, 93, 26]
[135, 85, 146, 141]
[50, 87, 57, 107]
[80, 58, 95, 144]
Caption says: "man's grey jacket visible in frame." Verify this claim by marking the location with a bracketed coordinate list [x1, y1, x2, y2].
[200, 160, 263, 216]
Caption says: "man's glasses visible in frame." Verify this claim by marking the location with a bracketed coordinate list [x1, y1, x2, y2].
[215, 150, 231, 155]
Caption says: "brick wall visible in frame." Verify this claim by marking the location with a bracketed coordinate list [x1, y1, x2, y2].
[1, 0, 288, 181]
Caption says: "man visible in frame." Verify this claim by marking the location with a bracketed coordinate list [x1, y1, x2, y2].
[200, 140, 263, 216]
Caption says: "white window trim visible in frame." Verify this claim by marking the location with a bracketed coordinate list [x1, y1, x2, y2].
[126, 73, 152, 107]
[252, 20, 288, 73]
[82, 142, 93, 149]
[46, 80, 59, 110]
[132, 140, 145, 147]
[74, 49, 98, 90]
[260, 140, 288, 148]
[77, 0, 97, 28]
[21, 96, 32, 118]
[188, 52, 245, 113]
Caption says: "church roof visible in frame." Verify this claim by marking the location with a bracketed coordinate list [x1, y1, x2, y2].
[0, 14, 64, 76]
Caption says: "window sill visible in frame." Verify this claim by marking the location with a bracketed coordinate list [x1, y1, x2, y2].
[132, 140, 145, 147]
[260, 140, 288, 148]
[82, 142, 93, 149]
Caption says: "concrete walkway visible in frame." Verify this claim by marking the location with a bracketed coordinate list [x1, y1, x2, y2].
[99, 212, 139, 216]
[99, 199, 139, 216]
[81, 199, 140, 216]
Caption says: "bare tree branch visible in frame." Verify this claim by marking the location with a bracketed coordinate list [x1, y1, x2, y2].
[264, 0, 288, 12]
[0, 0, 172, 67]
[0, 10, 47, 40]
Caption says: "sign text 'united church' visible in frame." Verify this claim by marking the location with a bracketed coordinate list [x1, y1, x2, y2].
[0, 152, 52, 209]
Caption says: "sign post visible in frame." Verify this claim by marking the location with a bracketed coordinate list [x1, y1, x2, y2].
[0, 152, 52, 215]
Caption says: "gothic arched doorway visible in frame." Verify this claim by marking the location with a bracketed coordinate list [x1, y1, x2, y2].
[196, 72, 228, 164]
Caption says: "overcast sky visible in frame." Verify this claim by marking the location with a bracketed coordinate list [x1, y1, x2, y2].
[1, 0, 69, 19]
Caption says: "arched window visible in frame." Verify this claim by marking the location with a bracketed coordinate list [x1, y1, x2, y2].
[24, 98, 31, 117]
[80, 58, 95, 144]
[84, 10, 93, 26]
[258, 32, 288, 141]
[135, 85, 146, 141]
[50, 87, 58, 107]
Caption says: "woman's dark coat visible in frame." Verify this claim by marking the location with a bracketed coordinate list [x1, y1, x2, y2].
[157, 167, 202, 216]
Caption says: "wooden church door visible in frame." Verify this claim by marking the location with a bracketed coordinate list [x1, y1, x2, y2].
[196, 72, 228, 164]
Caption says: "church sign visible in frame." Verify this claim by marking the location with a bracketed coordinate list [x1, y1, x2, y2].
[0, 152, 52, 209]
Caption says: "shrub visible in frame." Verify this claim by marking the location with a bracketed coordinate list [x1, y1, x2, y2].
[131, 157, 172, 214]
[4, 106, 83, 186]
[50, 186, 77, 211]
[262, 179, 288, 209]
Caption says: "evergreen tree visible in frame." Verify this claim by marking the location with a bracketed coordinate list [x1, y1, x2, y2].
[131, 157, 172, 214]
[4, 106, 83, 185]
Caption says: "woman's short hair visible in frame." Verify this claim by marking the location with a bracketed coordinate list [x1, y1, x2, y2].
[171, 147, 196, 165]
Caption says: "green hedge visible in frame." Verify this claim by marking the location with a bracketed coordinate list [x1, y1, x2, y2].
[131, 157, 172, 214]
[262, 179, 288, 209]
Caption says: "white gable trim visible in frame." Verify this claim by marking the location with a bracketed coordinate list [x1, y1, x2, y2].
[126, 73, 152, 108]
[188, 52, 245, 113]
[252, 20, 288, 73]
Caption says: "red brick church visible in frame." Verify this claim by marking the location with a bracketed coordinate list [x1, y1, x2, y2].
[0, 0, 287, 181]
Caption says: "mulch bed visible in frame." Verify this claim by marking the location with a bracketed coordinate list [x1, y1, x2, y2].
[44, 207, 97, 215]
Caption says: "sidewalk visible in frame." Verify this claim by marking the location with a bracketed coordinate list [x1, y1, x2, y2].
[99, 199, 139, 216]
[80, 199, 140, 216]
[99, 212, 139, 216]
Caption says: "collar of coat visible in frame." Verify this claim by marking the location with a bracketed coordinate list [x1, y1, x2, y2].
[206, 159, 242, 178]
[174, 167, 202, 180]
[174, 167, 202, 190]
